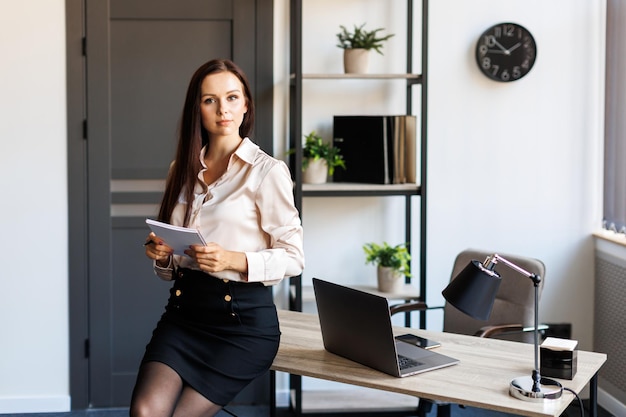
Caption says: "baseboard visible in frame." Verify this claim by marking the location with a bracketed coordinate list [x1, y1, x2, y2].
[599, 387, 626, 417]
[0, 396, 71, 414]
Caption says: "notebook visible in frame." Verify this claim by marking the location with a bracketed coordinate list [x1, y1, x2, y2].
[312, 278, 459, 377]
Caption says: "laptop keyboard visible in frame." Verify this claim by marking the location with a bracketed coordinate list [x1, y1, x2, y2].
[398, 355, 423, 370]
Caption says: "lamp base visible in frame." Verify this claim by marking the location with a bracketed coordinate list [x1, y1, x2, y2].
[509, 376, 563, 401]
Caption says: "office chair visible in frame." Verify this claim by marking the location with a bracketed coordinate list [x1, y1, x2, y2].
[390, 248, 546, 417]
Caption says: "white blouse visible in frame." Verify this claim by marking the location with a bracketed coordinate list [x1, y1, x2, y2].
[154, 138, 304, 286]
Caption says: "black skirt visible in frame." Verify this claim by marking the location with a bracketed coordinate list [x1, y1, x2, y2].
[141, 268, 280, 406]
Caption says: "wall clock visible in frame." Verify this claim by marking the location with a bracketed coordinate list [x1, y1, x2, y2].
[475, 22, 537, 82]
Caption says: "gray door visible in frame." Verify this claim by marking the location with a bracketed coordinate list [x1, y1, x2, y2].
[69, 0, 273, 408]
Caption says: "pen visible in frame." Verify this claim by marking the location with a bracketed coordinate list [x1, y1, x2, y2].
[143, 238, 154, 246]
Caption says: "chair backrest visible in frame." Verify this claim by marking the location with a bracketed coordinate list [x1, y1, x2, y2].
[442, 249, 545, 343]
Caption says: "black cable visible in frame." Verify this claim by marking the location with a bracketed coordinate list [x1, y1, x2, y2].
[221, 407, 239, 417]
[563, 387, 584, 417]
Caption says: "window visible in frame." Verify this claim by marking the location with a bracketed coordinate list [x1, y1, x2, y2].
[603, 0, 626, 234]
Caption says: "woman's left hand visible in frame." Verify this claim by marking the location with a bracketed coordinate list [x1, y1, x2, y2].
[185, 242, 247, 274]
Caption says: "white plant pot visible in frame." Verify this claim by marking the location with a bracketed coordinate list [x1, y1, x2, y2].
[377, 266, 404, 293]
[303, 158, 328, 184]
[343, 48, 370, 74]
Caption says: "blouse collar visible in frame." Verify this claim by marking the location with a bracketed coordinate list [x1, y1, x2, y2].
[199, 137, 258, 168]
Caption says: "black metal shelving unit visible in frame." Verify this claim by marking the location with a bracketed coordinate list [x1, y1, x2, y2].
[272, 0, 429, 415]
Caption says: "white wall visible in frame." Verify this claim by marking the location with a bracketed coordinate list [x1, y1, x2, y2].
[427, 0, 605, 349]
[0, 0, 606, 413]
[0, 0, 70, 413]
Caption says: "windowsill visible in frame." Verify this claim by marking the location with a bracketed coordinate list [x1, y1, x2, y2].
[594, 230, 626, 261]
[593, 230, 626, 248]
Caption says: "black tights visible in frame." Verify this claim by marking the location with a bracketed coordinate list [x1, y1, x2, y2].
[130, 361, 223, 417]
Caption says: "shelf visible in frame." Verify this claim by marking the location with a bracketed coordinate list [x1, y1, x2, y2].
[300, 388, 418, 413]
[302, 182, 420, 197]
[291, 73, 422, 83]
[290, 74, 422, 88]
[299, 284, 421, 304]
[350, 284, 420, 300]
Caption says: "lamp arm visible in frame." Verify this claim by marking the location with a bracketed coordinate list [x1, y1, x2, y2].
[485, 254, 541, 285]
[532, 277, 540, 389]
[483, 254, 542, 391]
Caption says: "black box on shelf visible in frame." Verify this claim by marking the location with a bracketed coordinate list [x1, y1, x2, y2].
[540, 337, 577, 380]
[332, 115, 416, 184]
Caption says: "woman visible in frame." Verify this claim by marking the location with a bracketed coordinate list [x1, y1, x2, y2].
[131, 59, 304, 417]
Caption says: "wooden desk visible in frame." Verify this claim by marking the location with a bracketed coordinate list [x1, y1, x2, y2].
[271, 310, 606, 417]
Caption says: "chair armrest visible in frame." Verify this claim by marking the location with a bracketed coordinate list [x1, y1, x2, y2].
[476, 323, 549, 338]
[475, 324, 524, 338]
[389, 301, 428, 316]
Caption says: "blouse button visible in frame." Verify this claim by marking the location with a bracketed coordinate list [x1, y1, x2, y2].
[224, 294, 232, 302]
[175, 290, 182, 297]
[223, 279, 229, 283]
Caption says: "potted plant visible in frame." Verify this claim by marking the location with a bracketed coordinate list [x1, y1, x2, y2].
[363, 241, 410, 293]
[290, 131, 346, 184]
[336, 23, 395, 73]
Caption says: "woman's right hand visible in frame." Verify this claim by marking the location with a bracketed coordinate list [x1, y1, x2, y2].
[144, 232, 173, 267]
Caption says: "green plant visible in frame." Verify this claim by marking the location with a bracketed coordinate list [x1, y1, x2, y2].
[363, 242, 411, 277]
[336, 23, 395, 55]
[289, 131, 346, 176]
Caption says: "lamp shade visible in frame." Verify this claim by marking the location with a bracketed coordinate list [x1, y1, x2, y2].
[442, 260, 502, 321]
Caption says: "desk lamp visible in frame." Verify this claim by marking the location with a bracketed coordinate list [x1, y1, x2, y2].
[441, 254, 563, 401]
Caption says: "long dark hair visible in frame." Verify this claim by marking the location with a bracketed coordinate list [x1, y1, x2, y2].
[158, 59, 255, 226]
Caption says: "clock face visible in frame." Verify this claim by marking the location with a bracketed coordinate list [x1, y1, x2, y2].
[475, 23, 537, 82]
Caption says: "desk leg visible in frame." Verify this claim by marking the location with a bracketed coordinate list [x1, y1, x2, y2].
[291, 373, 302, 417]
[589, 372, 598, 417]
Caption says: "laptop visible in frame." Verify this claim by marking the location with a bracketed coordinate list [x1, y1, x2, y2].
[312, 278, 459, 377]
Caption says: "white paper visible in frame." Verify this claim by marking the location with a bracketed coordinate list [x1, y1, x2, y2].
[541, 337, 578, 351]
[146, 218, 206, 256]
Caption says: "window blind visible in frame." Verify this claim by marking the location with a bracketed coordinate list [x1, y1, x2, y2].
[603, 0, 626, 234]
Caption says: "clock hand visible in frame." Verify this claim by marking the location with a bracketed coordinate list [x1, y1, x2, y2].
[487, 49, 508, 54]
[507, 42, 522, 53]
[493, 39, 510, 55]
